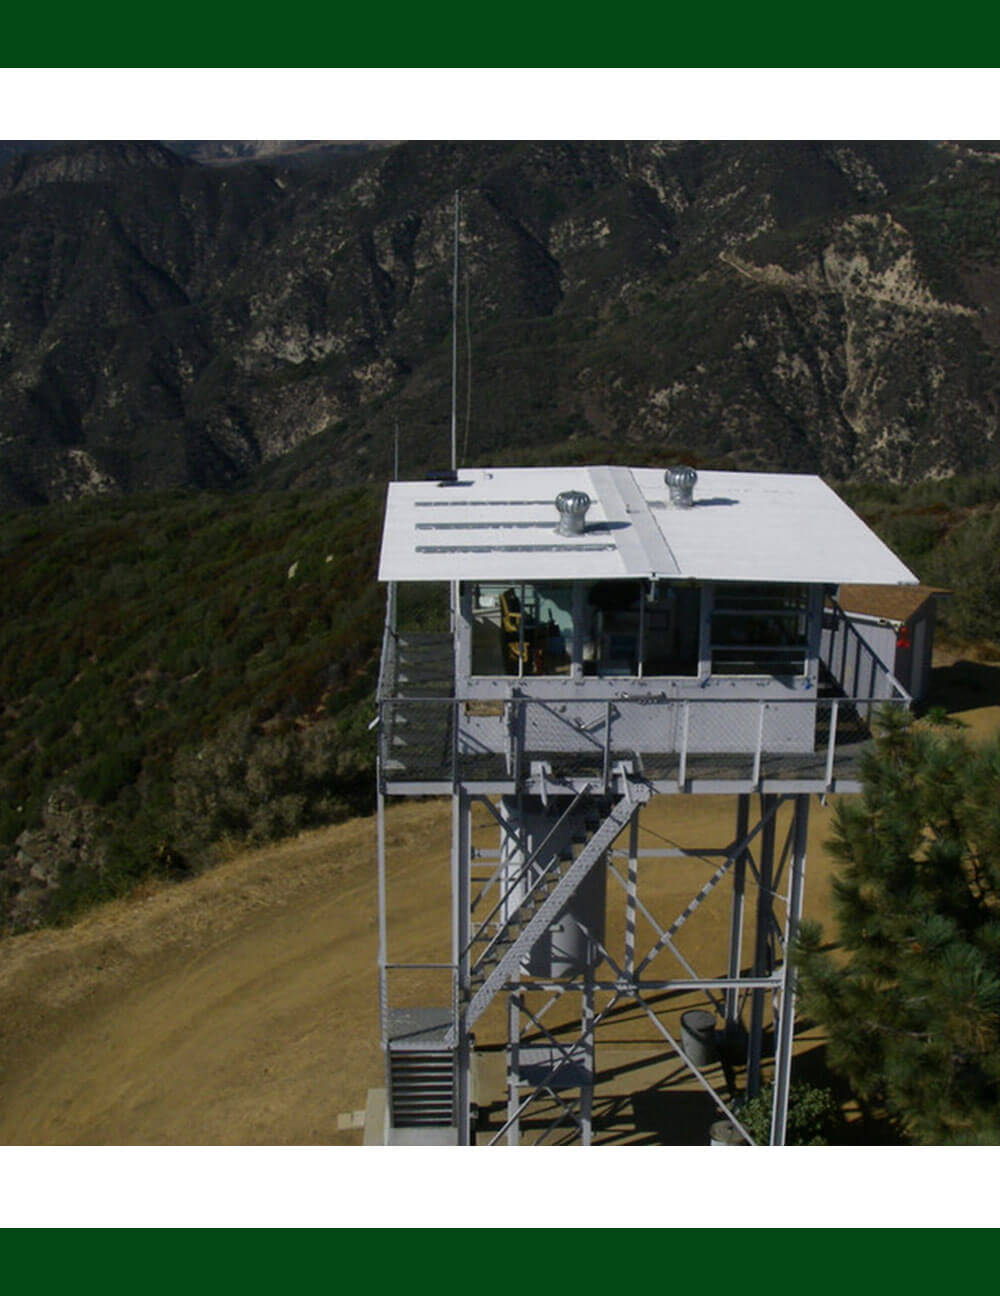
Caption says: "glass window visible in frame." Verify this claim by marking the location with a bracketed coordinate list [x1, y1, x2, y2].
[469, 583, 572, 676]
[582, 582, 642, 677]
[468, 580, 708, 678]
[643, 584, 701, 676]
[710, 584, 808, 676]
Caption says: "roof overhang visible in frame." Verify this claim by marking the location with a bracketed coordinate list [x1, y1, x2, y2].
[378, 466, 919, 586]
[834, 583, 951, 625]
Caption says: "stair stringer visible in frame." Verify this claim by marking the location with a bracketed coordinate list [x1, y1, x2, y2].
[465, 784, 651, 1028]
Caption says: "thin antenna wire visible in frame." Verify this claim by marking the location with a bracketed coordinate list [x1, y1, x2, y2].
[450, 189, 460, 472]
[462, 267, 472, 464]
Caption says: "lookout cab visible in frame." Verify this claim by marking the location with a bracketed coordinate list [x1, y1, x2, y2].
[373, 465, 916, 1145]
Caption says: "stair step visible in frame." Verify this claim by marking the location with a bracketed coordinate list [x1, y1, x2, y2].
[389, 1043, 458, 1129]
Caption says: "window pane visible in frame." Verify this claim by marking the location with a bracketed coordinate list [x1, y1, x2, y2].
[710, 583, 808, 676]
[470, 583, 514, 675]
[531, 584, 573, 675]
[469, 583, 572, 676]
[583, 582, 642, 676]
[643, 584, 700, 676]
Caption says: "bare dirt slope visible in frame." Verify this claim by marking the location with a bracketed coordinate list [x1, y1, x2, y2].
[1, 796, 833, 1146]
[0, 809, 399, 1145]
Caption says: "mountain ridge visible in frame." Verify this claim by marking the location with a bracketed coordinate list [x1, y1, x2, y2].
[1, 139, 999, 510]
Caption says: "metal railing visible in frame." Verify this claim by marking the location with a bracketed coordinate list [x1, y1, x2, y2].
[820, 597, 911, 715]
[375, 581, 399, 702]
[377, 690, 910, 790]
[376, 597, 911, 789]
[465, 787, 588, 972]
[379, 961, 458, 1048]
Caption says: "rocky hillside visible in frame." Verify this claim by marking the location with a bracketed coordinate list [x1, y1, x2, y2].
[2, 139, 1000, 509]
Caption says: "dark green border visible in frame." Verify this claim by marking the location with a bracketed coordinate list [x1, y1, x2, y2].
[4, 2, 998, 68]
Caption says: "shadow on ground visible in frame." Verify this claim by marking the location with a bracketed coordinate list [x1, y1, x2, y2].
[624, 1087, 721, 1145]
[925, 660, 1000, 714]
[472, 1021, 906, 1146]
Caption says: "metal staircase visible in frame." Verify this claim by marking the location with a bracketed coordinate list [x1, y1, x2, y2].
[384, 1006, 459, 1143]
[466, 784, 651, 1027]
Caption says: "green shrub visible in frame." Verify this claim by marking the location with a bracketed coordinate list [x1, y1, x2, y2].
[0, 482, 382, 930]
[797, 710, 1000, 1143]
[0, 803, 25, 847]
[739, 1082, 844, 1146]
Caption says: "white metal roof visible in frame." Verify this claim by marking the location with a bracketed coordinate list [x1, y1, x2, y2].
[377, 466, 918, 585]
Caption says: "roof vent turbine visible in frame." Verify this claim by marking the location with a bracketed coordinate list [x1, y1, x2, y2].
[665, 465, 698, 509]
[554, 489, 591, 536]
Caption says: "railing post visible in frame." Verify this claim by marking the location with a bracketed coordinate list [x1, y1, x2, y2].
[824, 699, 839, 790]
[751, 700, 764, 790]
[677, 700, 690, 790]
[602, 700, 612, 790]
[451, 697, 459, 790]
[853, 636, 861, 703]
[839, 616, 848, 687]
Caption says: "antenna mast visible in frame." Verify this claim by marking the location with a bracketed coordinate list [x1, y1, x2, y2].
[450, 189, 460, 472]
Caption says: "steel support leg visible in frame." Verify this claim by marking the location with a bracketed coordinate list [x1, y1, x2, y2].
[747, 793, 776, 1098]
[624, 812, 639, 979]
[506, 992, 521, 1146]
[453, 789, 472, 1144]
[375, 782, 395, 1136]
[724, 793, 749, 1033]
[580, 956, 595, 1146]
[769, 794, 810, 1145]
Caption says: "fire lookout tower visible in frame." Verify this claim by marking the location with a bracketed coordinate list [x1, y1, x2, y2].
[373, 465, 916, 1145]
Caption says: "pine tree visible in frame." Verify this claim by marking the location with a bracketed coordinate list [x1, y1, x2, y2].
[797, 707, 1000, 1143]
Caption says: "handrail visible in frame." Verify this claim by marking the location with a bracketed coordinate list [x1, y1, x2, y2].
[378, 691, 906, 707]
[467, 787, 590, 966]
[380, 961, 458, 1049]
[375, 582, 398, 702]
[375, 630, 397, 703]
[384, 961, 456, 970]
[381, 691, 910, 791]
[824, 596, 911, 704]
